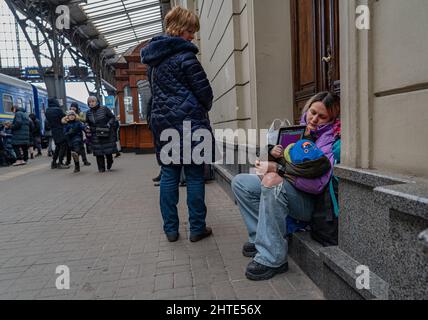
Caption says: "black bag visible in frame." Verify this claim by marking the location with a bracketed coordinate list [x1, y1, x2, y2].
[95, 127, 110, 138]
[310, 176, 339, 247]
[204, 164, 214, 181]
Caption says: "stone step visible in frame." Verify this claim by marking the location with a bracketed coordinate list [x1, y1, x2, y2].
[374, 182, 428, 220]
[289, 232, 389, 300]
[319, 246, 389, 300]
[288, 232, 324, 288]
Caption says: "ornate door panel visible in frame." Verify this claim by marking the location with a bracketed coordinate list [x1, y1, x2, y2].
[291, 0, 340, 123]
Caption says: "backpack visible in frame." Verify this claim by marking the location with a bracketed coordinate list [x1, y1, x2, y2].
[310, 139, 340, 247]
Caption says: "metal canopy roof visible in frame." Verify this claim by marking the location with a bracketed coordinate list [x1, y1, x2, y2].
[5, 0, 171, 87]
[79, 0, 164, 55]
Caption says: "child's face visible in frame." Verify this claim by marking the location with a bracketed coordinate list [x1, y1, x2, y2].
[181, 29, 195, 42]
[4, 123, 11, 128]
[68, 115, 76, 121]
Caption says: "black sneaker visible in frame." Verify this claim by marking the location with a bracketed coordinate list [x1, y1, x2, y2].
[245, 260, 289, 281]
[51, 162, 58, 169]
[190, 227, 213, 243]
[83, 162, 91, 166]
[242, 242, 257, 258]
[152, 174, 161, 182]
[107, 160, 113, 171]
[166, 233, 179, 243]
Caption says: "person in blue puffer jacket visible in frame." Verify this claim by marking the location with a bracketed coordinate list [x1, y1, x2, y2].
[141, 6, 214, 244]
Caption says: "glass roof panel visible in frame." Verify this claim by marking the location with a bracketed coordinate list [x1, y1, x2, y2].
[79, 0, 163, 55]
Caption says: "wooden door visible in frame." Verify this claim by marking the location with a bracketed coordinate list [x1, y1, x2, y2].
[290, 0, 340, 123]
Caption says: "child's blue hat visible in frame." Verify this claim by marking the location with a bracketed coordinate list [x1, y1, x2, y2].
[290, 139, 325, 164]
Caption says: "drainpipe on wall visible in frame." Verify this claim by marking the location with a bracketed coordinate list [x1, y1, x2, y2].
[159, 0, 172, 31]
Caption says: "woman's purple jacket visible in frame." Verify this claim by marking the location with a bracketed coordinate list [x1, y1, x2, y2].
[292, 114, 335, 195]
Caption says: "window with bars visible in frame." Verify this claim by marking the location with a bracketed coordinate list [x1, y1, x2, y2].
[2, 94, 13, 113]
[16, 97, 23, 110]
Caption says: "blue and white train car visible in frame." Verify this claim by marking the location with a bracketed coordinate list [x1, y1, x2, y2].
[0, 73, 34, 122]
[0, 73, 88, 135]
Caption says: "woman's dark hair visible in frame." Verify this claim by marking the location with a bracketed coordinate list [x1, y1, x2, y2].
[302, 92, 340, 121]
[70, 102, 80, 113]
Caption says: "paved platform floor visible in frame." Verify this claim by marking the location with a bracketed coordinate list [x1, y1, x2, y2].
[0, 153, 323, 300]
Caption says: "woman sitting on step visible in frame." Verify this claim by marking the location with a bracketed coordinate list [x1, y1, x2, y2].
[232, 92, 340, 281]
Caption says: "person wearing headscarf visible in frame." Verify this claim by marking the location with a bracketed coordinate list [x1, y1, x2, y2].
[85, 96, 118, 172]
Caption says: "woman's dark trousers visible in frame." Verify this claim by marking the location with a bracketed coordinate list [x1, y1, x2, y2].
[53, 142, 67, 164]
[13, 145, 29, 162]
[65, 145, 71, 164]
[96, 154, 113, 172]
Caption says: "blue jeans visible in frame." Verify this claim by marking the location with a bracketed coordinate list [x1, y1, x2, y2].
[160, 165, 207, 237]
[231, 174, 315, 268]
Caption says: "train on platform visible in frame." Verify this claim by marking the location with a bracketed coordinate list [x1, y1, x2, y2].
[0, 72, 88, 135]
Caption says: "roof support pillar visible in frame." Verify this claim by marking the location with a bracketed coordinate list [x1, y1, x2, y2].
[5, 0, 68, 109]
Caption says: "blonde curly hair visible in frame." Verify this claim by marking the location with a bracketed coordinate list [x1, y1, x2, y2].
[164, 6, 200, 37]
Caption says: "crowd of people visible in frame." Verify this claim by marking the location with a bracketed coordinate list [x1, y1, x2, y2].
[0, 106, 43, 167]
[1, 5, 342, 283]
[0, 96, 121, 173]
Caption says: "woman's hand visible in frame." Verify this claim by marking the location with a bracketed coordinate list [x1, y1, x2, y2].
[305, 124, 317, 136]
[255, 160, 278, 176]
[270, 145, 284, 159]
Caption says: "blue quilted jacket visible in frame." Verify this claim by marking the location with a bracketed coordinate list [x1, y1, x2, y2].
[141, 35, 214, 165]
[64, 120, 86, 150]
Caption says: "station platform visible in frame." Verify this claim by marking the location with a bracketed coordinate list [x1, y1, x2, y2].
[0, 154, 323, 300]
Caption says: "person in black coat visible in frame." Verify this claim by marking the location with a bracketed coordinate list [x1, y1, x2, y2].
[45, 98, 70, 169]
[140, 6, 214, 243]
[0, 122, 9, 166]
[10, 106, 30, 166]
[85, 96, 118, 173]
[0, 121, 16, 165]
[44, 118, 54, 157]
[29, 113, 42, 157]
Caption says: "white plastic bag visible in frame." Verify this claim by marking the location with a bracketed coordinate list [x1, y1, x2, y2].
[267, 119, 292, 146]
